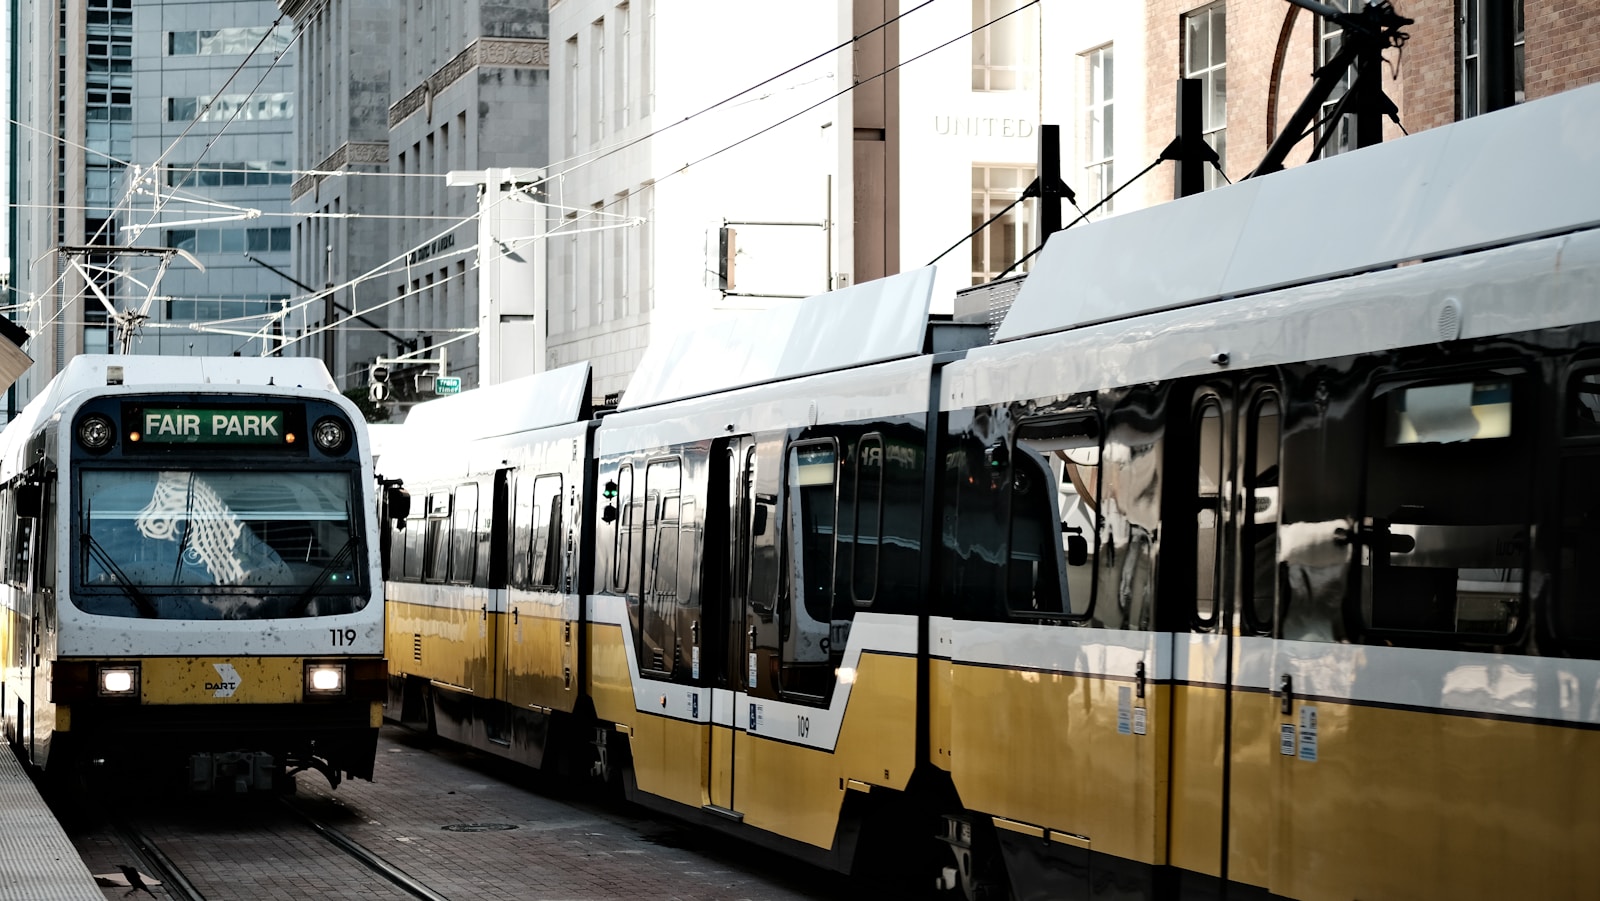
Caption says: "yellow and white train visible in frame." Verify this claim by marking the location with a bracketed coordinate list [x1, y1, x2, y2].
[0, 355, 386, 792]
[377, 83, 1600, 899]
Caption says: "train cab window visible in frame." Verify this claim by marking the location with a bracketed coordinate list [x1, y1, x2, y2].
[424, 492, 450, 582]
[851, 437, 884, 606]
[1008, 416, 1099, 619]
[1359, 375, 1530, 642]
[450, 485, 477, 584]
[1241, 394, 1281, 633]
[1554, 369, 1600, 653]
[530, 474, 564, 589]
[610, 464, 634, 592]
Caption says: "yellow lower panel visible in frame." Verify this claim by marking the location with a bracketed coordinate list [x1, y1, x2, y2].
[503, 604, 572, 712]
[139, 656, 309, 704]
[1226, 690, 1279, 889]
[586, 623, 636, 726]
[1273, 702, 1600, 901]
[735, 652, 918, 849]
[929, 657, 953, 772]
[386, 599, 497, 696]
[945, 665, 1167, 866]
[709, 724, 734, 810]
[631, 712, 707, 809]
[1168, 684, 1226, 877]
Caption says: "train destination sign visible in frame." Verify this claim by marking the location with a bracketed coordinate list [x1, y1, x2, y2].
[137, 408, 289, 444]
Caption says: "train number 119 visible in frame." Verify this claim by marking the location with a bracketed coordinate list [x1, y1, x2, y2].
[329, 628, 358, 646]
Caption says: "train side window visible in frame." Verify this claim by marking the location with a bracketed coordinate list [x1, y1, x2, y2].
[788, 441, 840, 626]
[450, 484, 477, 584]
[851, 436, 884, 606]
[1554, 369, 1600, 654]
[402, 504, 425, 581]
[530, 474, 564, 589]
[424, 491, 450, 582]
[1241, 394, 1281, 634]
[782, 440, 841, 699]
[1567, 372, 1600, 436]
[1009, 416, 1099, 619]
[611, 464, 634, 592]
[8, 500, 29, 588]
[510, 474, 534, 587]
[640, 459, 682, 674]
[0, 488, 11, 584]
[1194, 399, 1224, 627]
[1358, 375, 1531, 642]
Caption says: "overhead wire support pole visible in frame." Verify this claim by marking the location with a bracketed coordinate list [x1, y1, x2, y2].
[1246, 0, 1411, 179]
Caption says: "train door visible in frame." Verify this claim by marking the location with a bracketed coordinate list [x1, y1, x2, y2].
[1165, 379, 1281, 894]
[491, 467, 514, 743]
[705, 438, 755, 815]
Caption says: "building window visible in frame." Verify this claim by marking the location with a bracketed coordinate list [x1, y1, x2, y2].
[970, 164, 1035, 286]
[566, 37, 579, 157]
[1461, 0, 1526, 118]
[613, 190, 630, 318]
[591, 201, 606, 325]
[1316, 0, 1358, 157]
[591, 18, 606, 144]
[166, 161, 292, 187]
[1183, 4, 1227, 190]
[972, 0, 1033, 91]
[616, 3, 631, 130]
[640, 182, 655, 310]
[168, 27, 290, 56]
[166, 227, 290, 254]
[166, 93, 294, 123]
[641, 0, 655, 117]
[1084, 45, 1114, 217]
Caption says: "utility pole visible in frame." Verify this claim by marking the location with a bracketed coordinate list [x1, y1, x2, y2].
[447, 168, 544, 388]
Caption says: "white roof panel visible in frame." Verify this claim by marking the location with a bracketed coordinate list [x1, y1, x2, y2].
[401, 361, 591, 439]
[618, 266, 936, 410]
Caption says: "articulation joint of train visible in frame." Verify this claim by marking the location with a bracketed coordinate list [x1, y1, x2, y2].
[375, 84, 1600, 901]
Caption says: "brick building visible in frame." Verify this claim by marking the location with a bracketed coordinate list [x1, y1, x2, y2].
[1137, 0, 1600, 204]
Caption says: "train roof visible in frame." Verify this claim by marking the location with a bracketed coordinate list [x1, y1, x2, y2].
[400, 361, 592, 440]
[616, 266, 937, 411]
[995, 80, 1600, 343]
[15, 355, 339, 415]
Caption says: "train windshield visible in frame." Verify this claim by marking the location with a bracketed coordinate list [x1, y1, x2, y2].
[74, 469, 366, 619]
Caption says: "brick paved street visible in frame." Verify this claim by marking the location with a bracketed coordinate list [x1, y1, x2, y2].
[68, 725, 870, 901]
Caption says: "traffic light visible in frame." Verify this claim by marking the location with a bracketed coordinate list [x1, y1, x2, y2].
[368, 363, 390, 402]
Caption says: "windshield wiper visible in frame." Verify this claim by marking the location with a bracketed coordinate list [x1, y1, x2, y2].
[82, 531, 159, 619]
[288, 536, 361, 617]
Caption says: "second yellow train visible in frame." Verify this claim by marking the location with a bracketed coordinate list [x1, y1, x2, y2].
[375, 83, 1600, 900]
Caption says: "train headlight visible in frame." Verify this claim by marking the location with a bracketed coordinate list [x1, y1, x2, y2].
[305, 663, 346, 696]
[77, 414, 115, 451]
[312, 417, 350, 453]
[98, 665, 139, 697]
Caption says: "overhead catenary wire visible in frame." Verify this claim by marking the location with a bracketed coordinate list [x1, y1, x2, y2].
[278, 1, 1041, 356]
[25, 11, 305, 340]
[24, 1, 1038, 357]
